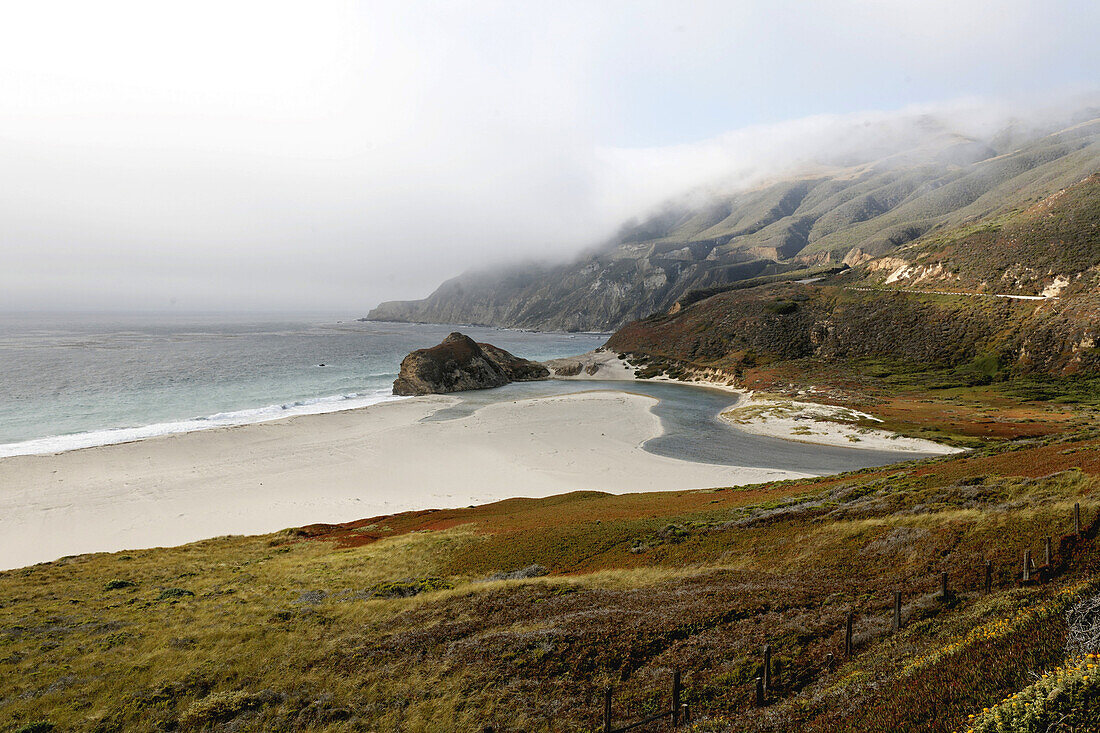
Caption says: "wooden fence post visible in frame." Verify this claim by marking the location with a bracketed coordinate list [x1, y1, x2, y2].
[603, 686, 612, 733]
[893, 590, 902, 632]
[672, 668, 681, 726]
[755, 676, 765, 707]
[940, 571, 948, 600]
[681, 702, 690, 725]
[845, 612, 854, 657]
[1022, 549, 1031, 582]
[1075, 502, 1082, 538]
[984, 560, 992, 595]
[1044, 536, 1053, 566]
[763, 645, 772, 691]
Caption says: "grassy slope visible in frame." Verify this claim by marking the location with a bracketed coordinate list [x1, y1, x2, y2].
[609, 171, 1100, 385]
[846, 172, 1100, 296]
[367, 120, 1100, 332]
[6, 137, 1100, 733]
[4, 421, 1100, 731]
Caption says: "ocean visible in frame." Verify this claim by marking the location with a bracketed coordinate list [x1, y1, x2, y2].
[0, 313, 607, 458]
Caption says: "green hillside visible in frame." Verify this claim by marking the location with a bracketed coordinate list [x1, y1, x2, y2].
[367, 117, 1100, 332]
[607, 171, 1100, 382]
[4, 425, 1100, 732]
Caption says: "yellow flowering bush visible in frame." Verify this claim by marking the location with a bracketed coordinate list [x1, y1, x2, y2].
[958, 654, 1100, 732]
[904, 580, 1092, 677]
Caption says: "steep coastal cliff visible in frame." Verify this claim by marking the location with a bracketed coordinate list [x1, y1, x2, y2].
[368, 118, 1100, 332]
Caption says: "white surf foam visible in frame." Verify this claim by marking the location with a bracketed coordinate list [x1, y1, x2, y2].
[0, 389, 401, 458]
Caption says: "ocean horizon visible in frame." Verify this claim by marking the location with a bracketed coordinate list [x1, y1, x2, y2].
[0, 312, 608, 458]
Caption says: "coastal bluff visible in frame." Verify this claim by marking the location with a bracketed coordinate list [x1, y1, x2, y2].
[392, 332, 550, 395]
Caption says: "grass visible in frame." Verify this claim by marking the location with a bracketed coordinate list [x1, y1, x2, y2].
[733, 356, 1098, 447]
[3, 424, 1100, 731]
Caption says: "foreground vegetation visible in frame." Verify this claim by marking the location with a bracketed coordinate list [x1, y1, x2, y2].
[5, 172, 1100, 729]
[3, 410, 1100, 730]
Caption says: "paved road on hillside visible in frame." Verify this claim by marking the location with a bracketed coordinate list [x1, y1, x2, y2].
[842, 286, 1055, 301]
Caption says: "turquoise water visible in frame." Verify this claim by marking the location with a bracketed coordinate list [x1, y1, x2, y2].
[0, 313, 607, 457]
[0, 313, 933, 473]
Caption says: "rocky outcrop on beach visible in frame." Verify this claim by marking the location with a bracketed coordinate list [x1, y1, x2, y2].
[392, 332, 550, 395]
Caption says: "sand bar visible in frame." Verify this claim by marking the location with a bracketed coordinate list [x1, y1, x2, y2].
[720, 395, 965, 454]
[0, 390, 815, 570]
[549, 351, 958, 454]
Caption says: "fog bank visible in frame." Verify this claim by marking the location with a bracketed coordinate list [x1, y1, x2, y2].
[0, 1, 1097, 311]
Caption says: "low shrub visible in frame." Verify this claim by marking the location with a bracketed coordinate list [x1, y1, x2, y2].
[764, 300, 798, 315]
[14, 723, 55, 733]
[103, 579, 136, 590]
[157, 587, 195, 600]
[1067, 590, 1100, 657]
[964, 654, 1100, 732]
[484, 564, 548, 582]
[364, 577, 452, 599]
[177, 690, 270, 727]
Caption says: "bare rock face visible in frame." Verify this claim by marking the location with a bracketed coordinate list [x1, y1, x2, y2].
[392, 332, 550, 395]
[551, 361, 583, 377]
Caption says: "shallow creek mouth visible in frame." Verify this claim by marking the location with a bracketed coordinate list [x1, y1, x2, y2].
[420, 379, 936, 474]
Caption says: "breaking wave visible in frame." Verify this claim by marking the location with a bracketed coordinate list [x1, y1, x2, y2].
[0, 388, 400, 458]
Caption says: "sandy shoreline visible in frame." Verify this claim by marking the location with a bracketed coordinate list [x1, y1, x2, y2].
[550, 351, 960, 453]
[1, 347, 963, 570]
[0, 389, 814, 570]
[720, 396, 965, 454]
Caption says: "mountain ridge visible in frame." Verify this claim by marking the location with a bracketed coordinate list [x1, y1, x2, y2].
[368, 116, 1100, 331]
[607, 172, 1100, 380]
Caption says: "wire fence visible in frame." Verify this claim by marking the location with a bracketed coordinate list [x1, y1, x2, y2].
[594, 502, 1090, 731]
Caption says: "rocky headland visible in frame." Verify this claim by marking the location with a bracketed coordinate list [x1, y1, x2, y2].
[392, 332, 550, 395]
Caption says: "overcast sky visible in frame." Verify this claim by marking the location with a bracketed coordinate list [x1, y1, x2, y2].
[1, 1, 1097, 312]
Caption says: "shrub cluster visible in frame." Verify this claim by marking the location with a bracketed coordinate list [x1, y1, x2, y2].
[960, 654, 1100, 732]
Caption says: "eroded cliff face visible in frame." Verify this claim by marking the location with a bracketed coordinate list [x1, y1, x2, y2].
[392, 332, 549, 395]
[853, 173, 1100, 299]
[368, 119, 1100, 332]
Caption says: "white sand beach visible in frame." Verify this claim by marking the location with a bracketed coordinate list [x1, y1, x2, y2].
[548, 351, 958, 454]
[720, 395, 965, 454]
[0, 390, 815, 570]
